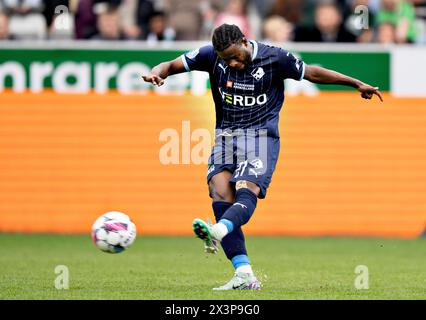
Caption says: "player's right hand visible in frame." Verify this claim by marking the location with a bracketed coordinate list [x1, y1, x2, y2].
[142, 75, 165, 87]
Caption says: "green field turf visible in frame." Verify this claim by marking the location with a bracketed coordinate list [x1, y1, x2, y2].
[0, 234, 425, 300]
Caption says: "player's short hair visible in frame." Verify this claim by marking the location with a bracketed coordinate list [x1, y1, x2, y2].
[212, 24, 245, 52]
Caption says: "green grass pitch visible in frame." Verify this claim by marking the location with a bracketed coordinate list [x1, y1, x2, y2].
[0, 234, 425, 299]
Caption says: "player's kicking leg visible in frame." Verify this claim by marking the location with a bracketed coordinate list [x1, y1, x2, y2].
[192, 171, 262, 290]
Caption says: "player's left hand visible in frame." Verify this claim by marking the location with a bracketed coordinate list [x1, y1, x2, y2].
[357, 84, 383, 102]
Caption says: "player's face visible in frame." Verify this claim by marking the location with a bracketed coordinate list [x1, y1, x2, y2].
[217, 39, 252, 70]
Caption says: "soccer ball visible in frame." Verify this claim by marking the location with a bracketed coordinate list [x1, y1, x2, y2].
[91, 211, 137, 253]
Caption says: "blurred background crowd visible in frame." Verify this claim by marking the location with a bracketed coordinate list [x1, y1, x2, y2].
[0, 0, 425, 44]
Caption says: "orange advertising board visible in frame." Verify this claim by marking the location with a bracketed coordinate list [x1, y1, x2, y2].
[0, 91, 425, 237]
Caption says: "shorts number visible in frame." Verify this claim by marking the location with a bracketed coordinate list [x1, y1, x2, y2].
[234, 160, 248, 178]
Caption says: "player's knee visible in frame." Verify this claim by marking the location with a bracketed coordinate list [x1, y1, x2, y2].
[235, 180, 260, 197]
[209, 181, 234, 202]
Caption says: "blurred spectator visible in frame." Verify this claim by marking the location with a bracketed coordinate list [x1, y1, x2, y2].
[146, 10, 175, 44]
[287, 0, 351, 28]
[163, 0, 202, 40]
[269, 0, 303, 25]
[43, 0, 75, 39]
[250, 0, 275, 19]
[118, 0, 140, 39]
[43, 0, 68, 27]
[49, 11, 75, 39]
[344, 0, 376, 43]
[72, 0, 97, 39]
[91, 2, 127, 39]
[199, 0, 226, 40]
[245, 0, 263, 39]
[377, 21, 397, 42]
[410, 0, 426, 43]
[0, 11, 13, 39]
[377, 0, 417, 43]
[294, 1, 357, 42]
[214, 0, 251, 38]
[262, 15, 293, 43]
[369, 0, 383, 12]
[136, 0, 154, 39]
[1, 0, 47, 39]
[411, 0, 426, 18]
[410, 0, 426, 16]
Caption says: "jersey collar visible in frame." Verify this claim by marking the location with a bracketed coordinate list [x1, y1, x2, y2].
[249, 40, 258, 61]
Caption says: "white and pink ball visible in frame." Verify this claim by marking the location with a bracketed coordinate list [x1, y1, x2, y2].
[91, 211, 136, 253]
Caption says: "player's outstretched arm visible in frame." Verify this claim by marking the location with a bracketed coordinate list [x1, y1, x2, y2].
[142, 57, 186, 87]
[303, 65, 383, 102]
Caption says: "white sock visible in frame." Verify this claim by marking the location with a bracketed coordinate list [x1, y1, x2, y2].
[211, 222, 229, 241]
[236, 264, 254, 275]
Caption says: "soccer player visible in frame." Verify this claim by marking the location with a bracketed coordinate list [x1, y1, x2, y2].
[142, 24, 383, 291]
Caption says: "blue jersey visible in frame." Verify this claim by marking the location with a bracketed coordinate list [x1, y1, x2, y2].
[181, 41, 305, 138]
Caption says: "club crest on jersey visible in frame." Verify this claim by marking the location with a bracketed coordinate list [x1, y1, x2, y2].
[251, 67, 265, 81]
[250, 158, 264, 170]
[249, 158, 265, 177]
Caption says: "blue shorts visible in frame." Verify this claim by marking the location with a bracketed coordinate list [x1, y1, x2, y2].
[206, 130, 280, 199]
